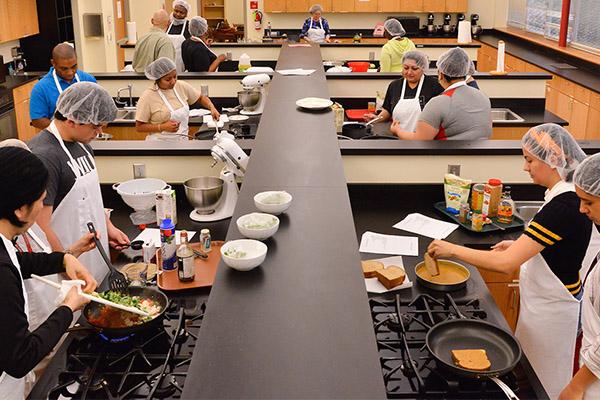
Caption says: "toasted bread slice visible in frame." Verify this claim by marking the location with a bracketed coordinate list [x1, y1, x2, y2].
[374, 265, 406, 289]
[451, 349, 491, 371]
[424, 253, 440, 276]
[362, 260, 384, 278]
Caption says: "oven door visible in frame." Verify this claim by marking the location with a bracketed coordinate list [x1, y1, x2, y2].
[0, 104, 17, 141]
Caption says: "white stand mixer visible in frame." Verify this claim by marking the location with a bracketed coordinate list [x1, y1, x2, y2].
[239, 73, 271, 115]
[188, 133, 249, 222]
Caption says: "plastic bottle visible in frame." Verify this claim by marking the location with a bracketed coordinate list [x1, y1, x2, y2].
[200, 229, 212, 253]
[497, 187, 515, 224]
[265, 22, 272, 38]
[239, 53, 251, 72]
[160, 218, 177, 270]
[375, 91, 384, 112]
[177, 230, 195, 282]
[482, 178, 503, 218]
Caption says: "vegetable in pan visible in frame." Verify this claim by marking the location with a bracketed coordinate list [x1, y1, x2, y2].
[88, 290, 162, 328]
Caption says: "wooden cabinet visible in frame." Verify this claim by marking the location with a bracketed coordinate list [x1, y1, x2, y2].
[486, 282, 520, 332]
[264, 0, 286, 12]
[201, 0, 225, 26]
[102, 126, 149, 141]
[504, 54, 527, 72]
[378, 0, 399, 12]
[13, 80, 39, 142]
[287, 0, 310, 12]
[423, 0, 445, 12]
[0, 0, 39, 43]
[332, 0, 355, 12]
[354, 0, 378, 12]
[320, 0, 333, 12]
[570, 98, 590, 139]
[399, 0, 424, 12]
[586, 106, 600, 140]
[445, 0, 468, 12]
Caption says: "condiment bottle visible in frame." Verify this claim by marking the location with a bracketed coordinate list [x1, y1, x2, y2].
[482, 178, 503, 218]
[200, 229, 212, 253]
[459, 203, 470, 224]
[471, 212, 484, 232]
[159, 218, 177, 270]
[470, 183, 485, 213]
[497, 186, 515, 224]
[177, 230, 195, 282]
[238, 53, 251, 72]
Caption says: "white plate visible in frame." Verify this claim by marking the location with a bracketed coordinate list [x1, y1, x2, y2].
[189, 109, 211, 117]
[228, 114, 250, 121]
[296, 97, 333, 110]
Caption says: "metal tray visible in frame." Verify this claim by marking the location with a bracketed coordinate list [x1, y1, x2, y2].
[434, 202, 525, 233]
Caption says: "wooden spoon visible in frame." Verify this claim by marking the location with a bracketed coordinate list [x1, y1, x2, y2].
[424, 253, 440, 277]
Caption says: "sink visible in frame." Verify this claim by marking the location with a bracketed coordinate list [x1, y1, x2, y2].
[491, 108, 525, 123]
[514, 200, 544, 223]
[114, 109, 136, 121]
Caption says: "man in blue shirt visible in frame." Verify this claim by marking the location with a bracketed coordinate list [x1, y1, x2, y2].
[29, 43, 96, 130]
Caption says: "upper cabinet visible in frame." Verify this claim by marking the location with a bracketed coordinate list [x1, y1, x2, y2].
[354, 0, 378, 12]
[422, 0, 445, 11]
[445, 0, 468, 12]
[399, 0, 424, 12]
[378, 0, 399, 12]
[265, 0, 466, 13]
[264, 0, 286, 12]
[0, 0, 39, 43]
[286, 0, 310, 12]
[332, 0, 355, 12]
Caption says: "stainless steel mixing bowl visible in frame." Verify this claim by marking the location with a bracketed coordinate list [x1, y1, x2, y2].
[238, 89, 261, 111]
[184, 177, 225, 215]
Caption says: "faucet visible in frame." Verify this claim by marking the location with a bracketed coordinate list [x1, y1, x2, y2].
[116, 84, 133, 108]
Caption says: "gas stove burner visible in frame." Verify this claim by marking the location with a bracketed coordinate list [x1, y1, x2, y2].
[400, 359, 418, 378]
[150, 373, 178, 398]
[78, 374, 107, 392]
[99, 332, 135, 343]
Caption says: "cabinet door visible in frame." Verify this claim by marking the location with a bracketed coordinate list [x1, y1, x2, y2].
[15, 99, 39, 142]
[445, 0, 467, 12]
[554, 89, 572, 121]
[320, 0, 333, 12]
[379, 0, 399, 12]
[354, 0, 378, 12]
[545, 85, 559, 114]
[0, 0, 39, 43]
[570, 98, 589, 139]
[286, 0, 310, 12]
[399, 0, 424, 11]
[486, 282, 520, 332]
[264, 0, 286, 12]
[423, 0, 445, 11]
[505, 54, 526, 72]
[586, 106, 600, 140]
[332, 0, 355, 12]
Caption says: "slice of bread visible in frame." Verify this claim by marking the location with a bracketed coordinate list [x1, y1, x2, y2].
[362, 260, 384, 278]
[424, 253, 440, 276]
[374, 265, 406, 289]
[451, 349, 491, 371]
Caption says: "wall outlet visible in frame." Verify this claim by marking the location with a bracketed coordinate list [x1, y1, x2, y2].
[133, 163, 146, 179]
[447, 164, 461, 176]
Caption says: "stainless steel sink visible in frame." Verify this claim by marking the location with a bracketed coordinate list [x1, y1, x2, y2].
[114, 109, 136, 121]
[514, 200, 544, 223]
[491, 108, 525, 123]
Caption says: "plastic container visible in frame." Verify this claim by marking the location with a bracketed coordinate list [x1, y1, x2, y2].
[239, 53, 251, 72]
[482, 179, 503, 218]
[156, 188, 177, 226]
[160, 218, 177, 271]
[471, 213, 484, 232]
[347, 62, 369, 72]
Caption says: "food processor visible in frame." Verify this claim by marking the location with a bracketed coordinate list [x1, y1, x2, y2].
[238, 73, 271, 115]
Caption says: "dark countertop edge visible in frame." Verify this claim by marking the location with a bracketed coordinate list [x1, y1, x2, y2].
[0, 73, 42, 93]
[119, 42, 480, 49]
[478, 30, 600, 94]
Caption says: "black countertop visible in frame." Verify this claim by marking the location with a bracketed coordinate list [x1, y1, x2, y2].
[0, 73, 41, 108]
[478, 29, 600, 94]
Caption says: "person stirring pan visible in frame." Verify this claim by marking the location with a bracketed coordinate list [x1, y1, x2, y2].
[428, 124, 594, 399]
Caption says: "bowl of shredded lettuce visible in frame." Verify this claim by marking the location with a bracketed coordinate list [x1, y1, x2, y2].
[254, 191, 292, 215]
[221, 239, 267, 271]
[236, 212, 280, 240]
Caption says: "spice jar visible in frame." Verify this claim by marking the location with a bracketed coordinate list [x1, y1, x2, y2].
[471, 213, 484, 232]
[482, 179, 503, 218]
[471, 183, 485, 212]
[459, 203, 470, 224]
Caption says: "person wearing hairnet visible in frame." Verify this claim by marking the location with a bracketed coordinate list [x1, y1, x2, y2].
[466, 60, 480, 89]
[29, 82, 130, 290]
[182, 16, 226, 72]
[429, 124, 593, 399]
[166, 0, 192, 72]
[300, 4, 331, 43]
[133, 9, 176, 73]
[364, 51, 443, 132]
[391, 47, 491, 140]
[135, 57, 220, 141]
[379, 19, 416, 73]
[560, 153, 600, 400]
[0, 146, 97, 399]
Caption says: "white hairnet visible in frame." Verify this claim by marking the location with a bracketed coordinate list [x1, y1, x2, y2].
[0, 139, 30, 151]
[56, 82, 117, 125]
[522, 123, 587, 182]
[437, 47, 471, 77]
[468, 60, 476, 75]
[189, 16, 208, 37]
[145, 57, 176, 80]
[309, 4, 323, 14]
[402, 50, 429, 70]
[384, 19, 406, 37]
[575, 153, 600, 196]
[173, 0, 190, 12]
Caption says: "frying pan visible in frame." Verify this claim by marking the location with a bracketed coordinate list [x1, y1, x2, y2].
[415, 259, 470, 291]
[426, 300, 522, 399]
[81, 286, 169, 337]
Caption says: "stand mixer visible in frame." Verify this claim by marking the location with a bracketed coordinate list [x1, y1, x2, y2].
[185, 134, 249, 222]
[238, 73, 271, 115]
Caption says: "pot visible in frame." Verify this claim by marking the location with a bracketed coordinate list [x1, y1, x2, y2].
[342, 122, 371, 139]
[415, 259, 470, 291]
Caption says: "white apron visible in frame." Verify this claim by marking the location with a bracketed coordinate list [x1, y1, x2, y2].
[581, 254, 600, 399]
[147, 87, 189, 142]
[46, 122, 109, 287]
[167, 20, 187, 73]
[306, 19, 326, 43]
[515, 181, 581, 399]
[52, 70, 80, 94]
[0, 234, 36, 400]
[391, 74, 425, 132]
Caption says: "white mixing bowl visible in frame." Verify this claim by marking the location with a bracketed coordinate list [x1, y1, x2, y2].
[253, 191, 292, 215]
[221, 239, 267, 271]
[236, 213, 279, 240]
[112, 178, 169, 211]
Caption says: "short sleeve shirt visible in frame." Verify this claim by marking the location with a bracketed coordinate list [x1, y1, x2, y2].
[382, 75, 444, 114]
[29, 68, 97, 120]
[135, 80, 200, 126]
[524, 191, 593, 296]
[181, 39, 217, 72]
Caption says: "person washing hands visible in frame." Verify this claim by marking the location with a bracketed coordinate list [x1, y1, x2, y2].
[427, 124, 593, 399]
[0, 146, 97, 399]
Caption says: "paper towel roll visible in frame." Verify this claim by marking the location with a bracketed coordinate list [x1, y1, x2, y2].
[126, 21, 137, 44]
[496, 40, 505, 73]
[457, 21, 472, 44]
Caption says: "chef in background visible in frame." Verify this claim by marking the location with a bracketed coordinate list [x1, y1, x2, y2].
[300, 4, 331, 43]
[364, 51, 443, 132]
[182, 16, 226, 72]
[135, 57, 220, 141]
[379, 19, 416, 73]
[166, 0, 192, 72]
[132, 9, 176, 73]
[429, 124, 591, 399]
[391, 47, 491, 140]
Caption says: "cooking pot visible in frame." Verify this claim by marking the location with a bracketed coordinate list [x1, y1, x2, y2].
[342, 122, 371, 139]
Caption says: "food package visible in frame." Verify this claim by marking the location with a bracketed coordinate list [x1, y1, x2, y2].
[156, 189, 177, 226]
[332, 102, 344, 133]
[444, 174, 472, 214]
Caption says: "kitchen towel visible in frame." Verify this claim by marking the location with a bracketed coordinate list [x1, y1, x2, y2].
[457, 20, 472, 44]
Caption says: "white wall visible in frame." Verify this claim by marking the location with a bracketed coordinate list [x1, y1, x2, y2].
[225, 0, 245, 25]
[0, 40, 19, 64]
[127, 0, 200, 38]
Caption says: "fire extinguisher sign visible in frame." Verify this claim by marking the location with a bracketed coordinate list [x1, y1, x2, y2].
[250, 0, 258, 9]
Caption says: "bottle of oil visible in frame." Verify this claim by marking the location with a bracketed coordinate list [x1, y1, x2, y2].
[177, 230, 195, 282]
[497, 187, 515, 224]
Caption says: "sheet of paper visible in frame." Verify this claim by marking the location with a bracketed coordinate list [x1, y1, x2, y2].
[393, 213, 459, 239]
[359, 231, 418, 256]
[133, 229, 196, 247]
[276, 68, 316, 76]
[362, 256, 413, 293]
